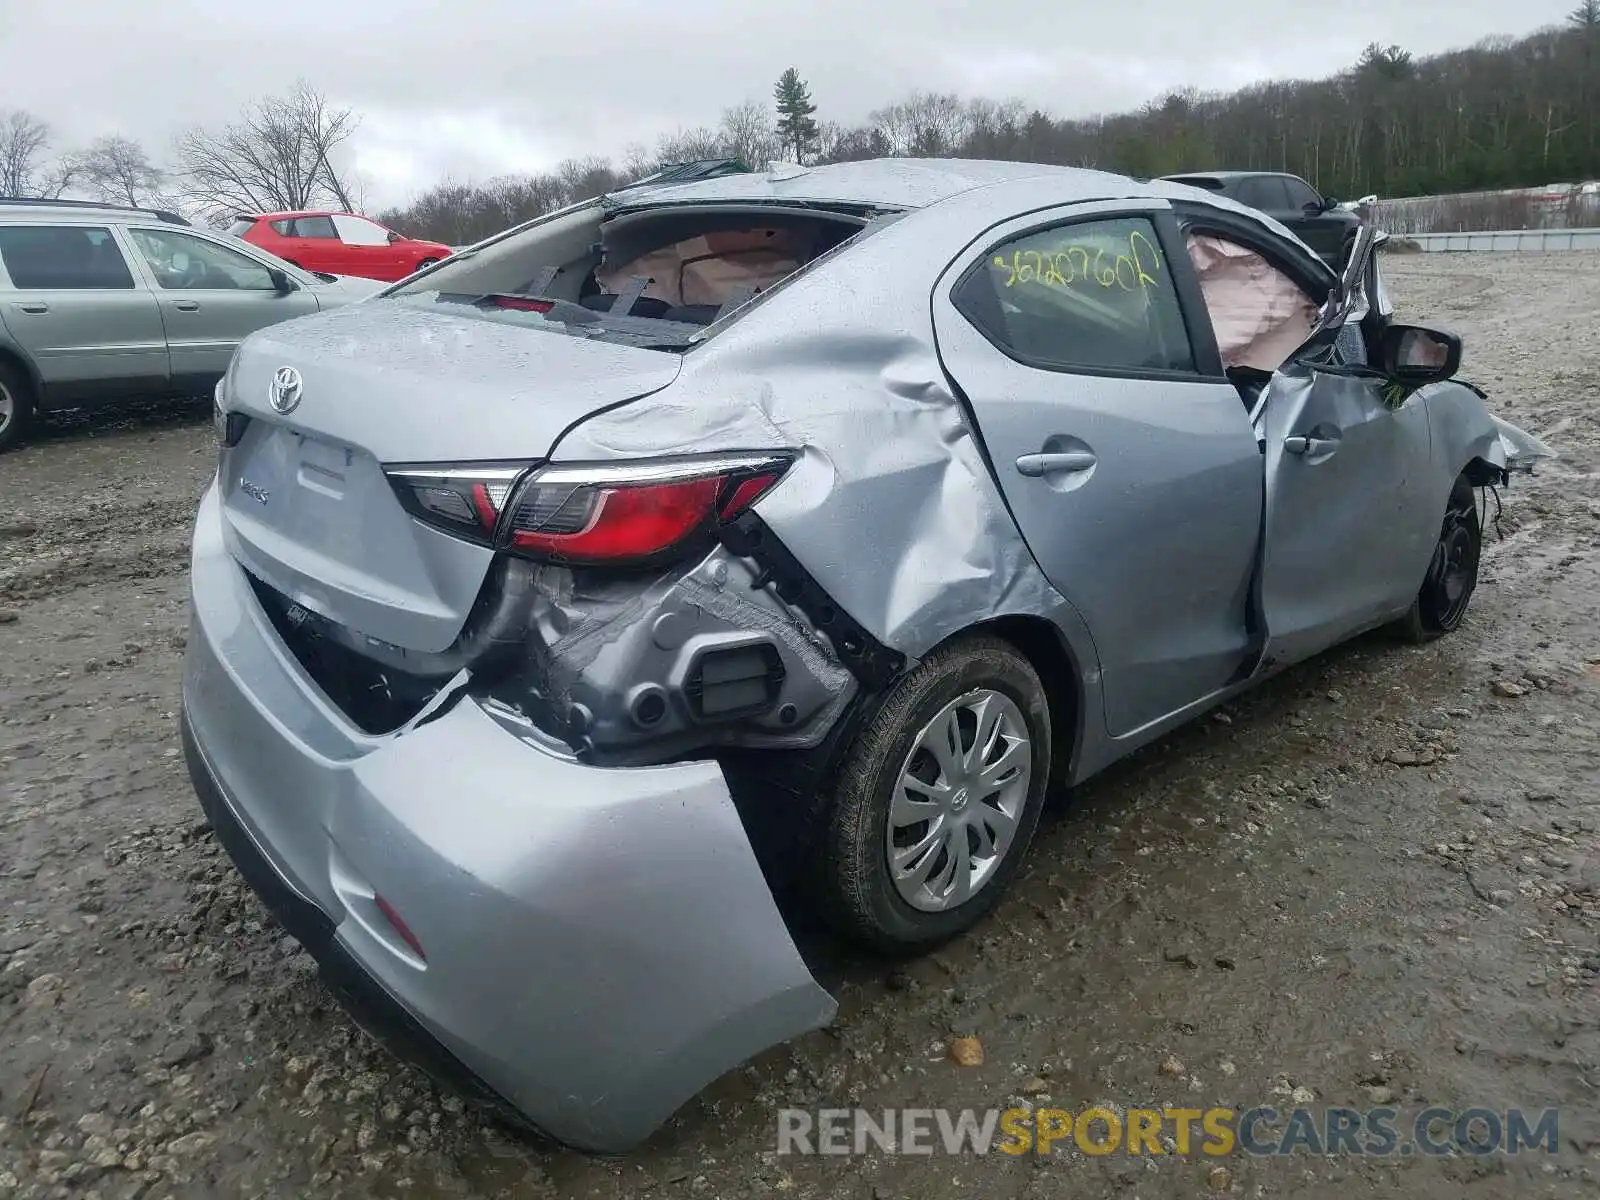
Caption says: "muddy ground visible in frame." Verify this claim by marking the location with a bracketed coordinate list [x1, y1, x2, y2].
[1, 252, 1598, 1199]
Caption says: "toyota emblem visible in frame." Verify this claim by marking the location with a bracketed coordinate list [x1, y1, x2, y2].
[270, 366, 303, 414]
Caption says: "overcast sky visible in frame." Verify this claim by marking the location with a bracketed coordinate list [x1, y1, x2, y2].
[0, 0, 1578, 209]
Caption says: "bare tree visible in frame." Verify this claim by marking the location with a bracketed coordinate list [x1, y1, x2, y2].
[719, 100, 781, 168]
[73, 135, 164, 207]
[176, 81, 359, 219]
[0, 110, 74, 198]
[870, 93, 971, 157]
[555, 156, 620, 201]
[619, 141, 660, 182]
[654, 126, 730, 164]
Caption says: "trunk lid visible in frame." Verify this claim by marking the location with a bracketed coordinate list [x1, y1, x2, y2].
[220, 300, 683, 656]
[226, 299, 683, 463]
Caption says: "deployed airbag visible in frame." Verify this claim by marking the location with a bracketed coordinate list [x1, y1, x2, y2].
[1186, 234, 1319, 373]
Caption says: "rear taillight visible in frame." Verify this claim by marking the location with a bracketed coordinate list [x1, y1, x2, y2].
[386, 453, 792, 567]
[385, 464, 527, 543]
[213, 400, 249, 448]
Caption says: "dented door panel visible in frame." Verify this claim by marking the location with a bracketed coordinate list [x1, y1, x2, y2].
[1255, 364, 1434, 667]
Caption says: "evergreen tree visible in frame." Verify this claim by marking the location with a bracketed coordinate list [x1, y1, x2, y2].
[773, 68, 819, 164]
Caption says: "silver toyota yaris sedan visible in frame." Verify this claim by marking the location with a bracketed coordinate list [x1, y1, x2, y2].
[181, 158, 1552, 1150]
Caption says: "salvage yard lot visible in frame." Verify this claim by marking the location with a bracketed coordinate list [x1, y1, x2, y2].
[2, 252, 1599, 1200]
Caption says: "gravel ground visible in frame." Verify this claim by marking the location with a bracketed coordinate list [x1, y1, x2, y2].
[2, 251, 1599, 1199]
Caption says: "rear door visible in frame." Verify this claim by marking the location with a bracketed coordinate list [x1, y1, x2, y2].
[0, 222, 169, 402]
[277, 215, 344, 274]
[932, 200, 1263, 737]
[330, 214, 402, 280]
[122, 225, 318, 388]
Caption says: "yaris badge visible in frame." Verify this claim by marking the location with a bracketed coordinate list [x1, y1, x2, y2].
[269, 366, 303, 414]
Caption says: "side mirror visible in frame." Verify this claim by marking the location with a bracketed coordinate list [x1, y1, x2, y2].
[1381, 323, 1461, 386]
[1321, 196, 1340, 212]
[387, 230, 402, 244]
[267, 267, 294, 294]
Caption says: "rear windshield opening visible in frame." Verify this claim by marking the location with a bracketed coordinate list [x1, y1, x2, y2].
[396, 203, 876, 351]
[582, 211, 862, 328]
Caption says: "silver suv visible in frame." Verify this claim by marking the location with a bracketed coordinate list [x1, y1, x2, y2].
[0, 199, 383, 451]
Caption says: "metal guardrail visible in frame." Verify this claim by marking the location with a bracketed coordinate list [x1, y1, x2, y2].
[1403, 229, 1600, 253]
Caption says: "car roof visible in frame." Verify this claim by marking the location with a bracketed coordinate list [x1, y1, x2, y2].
[0, 197, 191, 225]
[251, 210, 355, 221]
[598, 157, 1337, 290]
[603, 158, 1155, 213]
[1160, 171, 1300, 183]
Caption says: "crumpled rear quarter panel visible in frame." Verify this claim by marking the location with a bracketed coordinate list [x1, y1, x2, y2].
[549, 192, 1093, 669]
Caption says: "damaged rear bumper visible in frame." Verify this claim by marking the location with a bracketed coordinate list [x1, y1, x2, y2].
[181, 485, 837, 1151]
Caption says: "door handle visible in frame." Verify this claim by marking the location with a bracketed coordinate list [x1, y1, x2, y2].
[1283, 435, 1339, 457]
[173, 300, 201, 311]
[17, 302, 48, 314]
[1016, 450, 1097, 477]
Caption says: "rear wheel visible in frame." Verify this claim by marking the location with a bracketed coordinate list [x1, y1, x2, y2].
[1396, 477, 1481, 643]
[415, 257, 439, 272]
[814, 634, 1052, 954]
[0, 359, 35, 454]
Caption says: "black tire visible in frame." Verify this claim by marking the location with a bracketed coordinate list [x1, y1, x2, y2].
[814, 634, 1052, 955]
[1396, 477, 1481, 643]
[0, 359, 35, 454]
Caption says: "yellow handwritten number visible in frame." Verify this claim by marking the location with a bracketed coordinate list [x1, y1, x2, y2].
[992, 228, 1163, 293]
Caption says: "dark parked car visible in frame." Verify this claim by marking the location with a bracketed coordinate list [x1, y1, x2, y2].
[1159, 171, 1360, 265]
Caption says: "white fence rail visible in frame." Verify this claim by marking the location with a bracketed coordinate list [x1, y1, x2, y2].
[1401, 228, 1600, 253]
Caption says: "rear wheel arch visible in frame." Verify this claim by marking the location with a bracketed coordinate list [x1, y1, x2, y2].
[0, 344, 42, 396]
[959, 613, 1084, 790]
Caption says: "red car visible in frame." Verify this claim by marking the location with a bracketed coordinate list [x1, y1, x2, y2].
[226, 211, 452, 282]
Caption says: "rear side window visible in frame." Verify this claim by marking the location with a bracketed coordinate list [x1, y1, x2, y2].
[0, 225, 135, 290]
[288, 216, 337, 238]
[1169, 176, 1226, 192]
[953, 215, 1195, 375]
[1234, 177, 1291, 212]
[225, 219, 256, 238]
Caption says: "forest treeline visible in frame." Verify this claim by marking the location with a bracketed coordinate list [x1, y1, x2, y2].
[376, 14, 1600, 243]
[2, 8, 1596, 245]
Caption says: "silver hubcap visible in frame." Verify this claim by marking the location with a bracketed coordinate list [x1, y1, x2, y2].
[886, 688, 1032, 912]
[0, 382, 12, 434]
